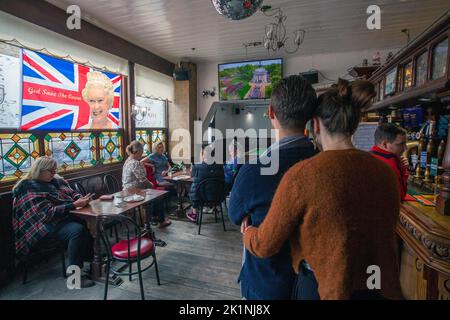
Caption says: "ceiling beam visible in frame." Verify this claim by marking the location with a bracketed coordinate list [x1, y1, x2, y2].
[0, 0, 175, 76]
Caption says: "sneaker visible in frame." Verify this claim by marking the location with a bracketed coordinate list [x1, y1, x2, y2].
[186, 211, 197, 222]
[158, 218, 172, 228]
[80, 275, 95, 288]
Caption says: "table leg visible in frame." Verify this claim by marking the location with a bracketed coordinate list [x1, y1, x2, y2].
[90, 220, 103, 280]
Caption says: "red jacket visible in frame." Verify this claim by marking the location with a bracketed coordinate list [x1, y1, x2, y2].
[144, 165, 166, 190]
[370, 146, 408, 200]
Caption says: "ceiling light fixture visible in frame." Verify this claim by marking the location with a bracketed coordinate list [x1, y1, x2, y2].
[260, 5, 306, 54]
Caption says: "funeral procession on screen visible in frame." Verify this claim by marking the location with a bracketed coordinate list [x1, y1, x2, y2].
[218, 58, 282, 100]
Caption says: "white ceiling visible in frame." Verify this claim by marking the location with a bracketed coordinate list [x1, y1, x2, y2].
[46, 0, 449, 63]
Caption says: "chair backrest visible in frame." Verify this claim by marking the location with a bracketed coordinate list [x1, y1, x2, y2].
[74, 182, 87, 196]
[103, 174, 121, 194]
[195, 178, 226, 206]
[97, 214, 143, 261]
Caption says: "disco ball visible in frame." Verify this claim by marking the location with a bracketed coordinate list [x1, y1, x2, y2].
[211, 0, 264, 21]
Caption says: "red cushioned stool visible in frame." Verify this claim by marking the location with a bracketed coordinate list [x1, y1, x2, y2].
[98, 214, 160, 300]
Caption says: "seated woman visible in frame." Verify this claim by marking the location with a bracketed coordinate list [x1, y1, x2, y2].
[186, 144, 225, 222]
[123, 141, 171, 228]
[223, 140, 243, 193]
[141, 141, 173, 188]
[12, 156, 95, 287]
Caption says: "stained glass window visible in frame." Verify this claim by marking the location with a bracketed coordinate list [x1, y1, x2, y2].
[431, 38, 448, 80]
[415, 51, 428, 86]
[135, 129, 152, 155]
[100, 131, 123, 164]
[44, 132, 97, 172]
[0, 133, 39, 182]
[403, 62, 413, 89]
[151, 129, 166, 150]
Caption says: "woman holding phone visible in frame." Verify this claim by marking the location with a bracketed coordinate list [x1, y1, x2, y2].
[12, 156, 95, 287]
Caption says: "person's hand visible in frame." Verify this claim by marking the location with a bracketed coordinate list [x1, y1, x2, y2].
[241, 216, 251, 234]
[400, 156, 409, 168]
[73, 193, 93, 208]
[161, 170, 168, 177]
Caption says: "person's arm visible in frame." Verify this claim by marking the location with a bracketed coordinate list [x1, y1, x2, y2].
[60, 179, 82, 201]
[228, 165, 254, 225]
[161, 155, 171, 176]
[21, 193, 76, 224]
[243, 165, 306, 258]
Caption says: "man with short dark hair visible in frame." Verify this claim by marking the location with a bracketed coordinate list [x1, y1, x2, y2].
[229, 75, 318, 300]
[370, 123, 408, 201]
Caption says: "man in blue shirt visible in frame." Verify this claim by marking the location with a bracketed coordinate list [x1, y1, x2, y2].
[229, 75, 318, 300]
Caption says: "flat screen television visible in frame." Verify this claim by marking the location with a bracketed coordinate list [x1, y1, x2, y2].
[218, 58, 282, 101]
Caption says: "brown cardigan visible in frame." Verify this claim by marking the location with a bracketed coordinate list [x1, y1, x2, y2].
[244, 149, 403, 300]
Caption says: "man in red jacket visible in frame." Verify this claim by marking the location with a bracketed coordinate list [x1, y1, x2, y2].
[370, 123, 408, 200]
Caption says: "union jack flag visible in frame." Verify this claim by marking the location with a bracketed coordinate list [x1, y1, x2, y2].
[21, 49, 121, 130]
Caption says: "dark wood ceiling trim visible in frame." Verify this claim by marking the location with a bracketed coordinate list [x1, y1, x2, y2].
[0, 0, 175, 77]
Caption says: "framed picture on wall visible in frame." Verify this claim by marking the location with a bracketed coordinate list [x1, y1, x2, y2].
[385, 68, 397, 96]
[0, 43, 22, 129]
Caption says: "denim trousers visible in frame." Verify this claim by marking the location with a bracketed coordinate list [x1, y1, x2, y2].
[46, 217, 92, 268]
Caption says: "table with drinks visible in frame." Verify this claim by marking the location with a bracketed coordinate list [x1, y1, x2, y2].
[70, 188, 169, 282]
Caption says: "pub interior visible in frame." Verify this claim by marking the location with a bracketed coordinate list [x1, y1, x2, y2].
[0, 0, 449, 302]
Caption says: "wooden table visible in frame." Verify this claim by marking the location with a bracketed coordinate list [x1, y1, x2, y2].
[70, 188, 169, 282]
[163, 171, 193, 217]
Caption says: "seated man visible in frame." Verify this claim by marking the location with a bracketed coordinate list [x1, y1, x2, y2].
[370, 123, 408, 201]
[186, 144, 225, 222]
[12, 156, 95, 287]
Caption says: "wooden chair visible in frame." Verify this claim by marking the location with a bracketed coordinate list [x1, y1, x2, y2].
[194, 178, 227, 235]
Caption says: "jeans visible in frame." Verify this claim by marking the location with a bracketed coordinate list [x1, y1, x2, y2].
[46, 217, 92, 268]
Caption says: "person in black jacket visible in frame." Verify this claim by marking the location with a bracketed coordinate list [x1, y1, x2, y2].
[186, 144, 225, 222]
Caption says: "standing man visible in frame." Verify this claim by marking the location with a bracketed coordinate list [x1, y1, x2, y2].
[228, 75, 318, 300]
[370, 123, 408, 201]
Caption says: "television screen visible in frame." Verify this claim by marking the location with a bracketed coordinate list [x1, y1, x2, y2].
[218, 58, 282, 101]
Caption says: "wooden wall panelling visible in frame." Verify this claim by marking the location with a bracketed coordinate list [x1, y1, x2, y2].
[438, 272, 450, 299]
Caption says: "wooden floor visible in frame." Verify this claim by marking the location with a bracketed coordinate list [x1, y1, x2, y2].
[0, 214, 243, 300]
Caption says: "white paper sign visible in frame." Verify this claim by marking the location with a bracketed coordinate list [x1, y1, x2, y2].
[134, 96, 166, 128]
[0, 43, 22, 128]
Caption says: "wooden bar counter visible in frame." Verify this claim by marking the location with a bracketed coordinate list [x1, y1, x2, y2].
[398, 200, 450, 299]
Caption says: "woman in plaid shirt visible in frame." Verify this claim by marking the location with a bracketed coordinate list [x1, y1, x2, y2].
[12, 157, 95, 286]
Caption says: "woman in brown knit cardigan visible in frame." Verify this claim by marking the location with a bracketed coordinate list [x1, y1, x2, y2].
[243, 79, 404, 300]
